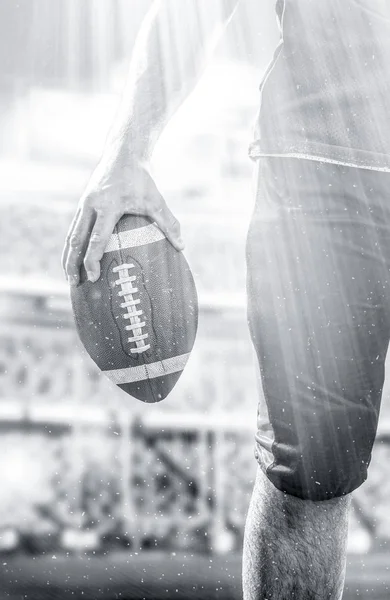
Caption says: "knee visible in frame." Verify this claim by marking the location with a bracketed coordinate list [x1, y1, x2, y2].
[251, 468, 351, 552]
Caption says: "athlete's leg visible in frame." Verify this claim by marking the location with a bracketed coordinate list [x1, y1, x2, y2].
[242, 466, 350, 600]
[243, 157, 390, 599]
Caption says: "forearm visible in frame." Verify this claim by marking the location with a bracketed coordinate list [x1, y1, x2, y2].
[105, 0, 239, 164]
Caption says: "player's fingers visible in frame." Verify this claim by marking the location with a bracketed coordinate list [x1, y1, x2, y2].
[65, 206, 94, 286]
[151, 201, 184, 252]
[84, 210, 121, 282]
[61, 208, 80, 278]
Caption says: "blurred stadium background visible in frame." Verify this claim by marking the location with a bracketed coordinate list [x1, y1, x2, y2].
[1, 1, 390, 598]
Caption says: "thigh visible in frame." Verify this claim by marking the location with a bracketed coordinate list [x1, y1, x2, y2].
[246, 157, 390, 501]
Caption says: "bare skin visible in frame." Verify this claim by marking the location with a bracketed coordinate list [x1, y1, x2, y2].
[243, 467, 351, 600]
[62, 2, 353, 599]
[62, 0, 239, 285]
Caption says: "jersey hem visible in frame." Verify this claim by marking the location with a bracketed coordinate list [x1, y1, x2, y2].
[248, 139, 390, 173]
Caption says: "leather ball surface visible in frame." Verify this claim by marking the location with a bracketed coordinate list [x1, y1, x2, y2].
[71, 215, 198, 403]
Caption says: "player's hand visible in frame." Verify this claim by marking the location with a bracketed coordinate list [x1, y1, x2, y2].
[62, 157, 184, 286]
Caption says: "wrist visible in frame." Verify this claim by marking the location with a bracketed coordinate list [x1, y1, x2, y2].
[104, 132, 153, 169]
[106, 105, 163, 165]
[99, 134, 149, 173]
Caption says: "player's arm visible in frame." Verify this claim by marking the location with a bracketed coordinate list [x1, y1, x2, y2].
[62, 0, 240, 285]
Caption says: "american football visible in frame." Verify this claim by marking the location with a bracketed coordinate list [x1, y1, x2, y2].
[70, 214, 198, 403]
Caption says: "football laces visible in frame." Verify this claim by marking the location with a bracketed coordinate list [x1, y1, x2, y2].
[113, 263, 150, 354]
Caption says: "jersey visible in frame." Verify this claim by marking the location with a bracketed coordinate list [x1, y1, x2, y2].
[249, 0, 390, 171]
